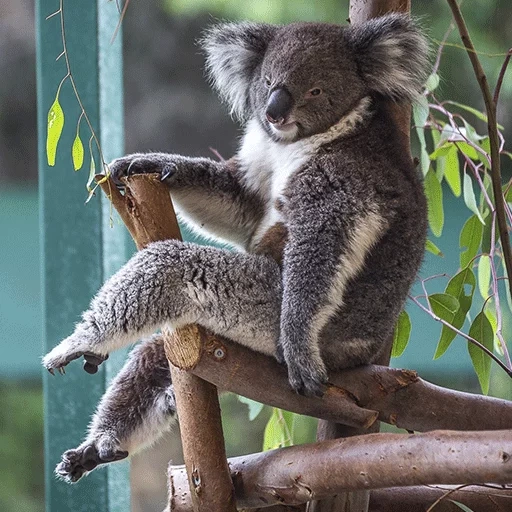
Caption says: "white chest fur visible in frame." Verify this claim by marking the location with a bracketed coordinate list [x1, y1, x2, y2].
[238, 119, 318, 248]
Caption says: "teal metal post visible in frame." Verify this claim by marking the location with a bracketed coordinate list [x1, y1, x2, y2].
[36, 1, 129, 511]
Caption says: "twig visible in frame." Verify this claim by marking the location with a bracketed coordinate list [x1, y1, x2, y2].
[425, 484, 471, 512]
[493, 49, 512, 106]
[447, 0, 512, 304]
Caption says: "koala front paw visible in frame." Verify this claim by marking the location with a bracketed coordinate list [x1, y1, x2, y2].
[285, 351, 328, 398]
[56, 437, 128, 483]
[108, 154, 179, 187]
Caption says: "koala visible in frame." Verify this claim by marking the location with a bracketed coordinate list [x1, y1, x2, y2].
[44, 14, 429, 483]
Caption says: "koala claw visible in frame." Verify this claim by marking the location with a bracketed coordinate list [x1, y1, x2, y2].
[56, 440, 128, 483]
[286, 357, 328, 398]
[43, 346, 108, 375]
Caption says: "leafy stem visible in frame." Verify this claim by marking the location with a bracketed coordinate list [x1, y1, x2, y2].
[447, 0, 512, 303]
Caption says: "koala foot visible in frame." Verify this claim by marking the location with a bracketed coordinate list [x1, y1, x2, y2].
[43, 343, 108, 376]
[286, 352, 328, 398]
[56, 437, 128, 483]
[108, 154, 179, 186]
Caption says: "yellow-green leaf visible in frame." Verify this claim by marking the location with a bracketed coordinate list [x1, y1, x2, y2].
[391, 310, 411, 358]
[434, 268, 476, 359]
[46, 95, 65, 166]
[425, 73, 440, 93]
[263, 408, 295, 451]
[424, 168, 444, 237]
[426, 239, 443, 257]
[467, 312, 494, 395]
[72, 133, 84, 171]
[459, 215, 483, 269]
[477, 254, 491, 300]
[445, 145, 461, 197]
[463, 172, 484, 224]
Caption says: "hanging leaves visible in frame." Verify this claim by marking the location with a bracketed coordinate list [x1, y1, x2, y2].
[467, 312, 494, 395]
[238, 396, 265, 421]
[477, 254, 491, 300]
[424, 169, 444, 237]
[391, 310, 411, 358]
[434, 268, 476, 359]
[426, 239, 444, 257]
[46, 92, 65, 166]
[463, 171, 485, 223]
[444, 144, 461, 197]
[72, 133, 84, 171]
[413, 96, 430, 175]
[263, 408, 296, 451]
[459, 215, 483, 268]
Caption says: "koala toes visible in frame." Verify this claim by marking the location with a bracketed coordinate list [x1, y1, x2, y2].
[56, 438, 129, 483]
[286, 352, 328, 398]
[108, 154, 175, 186]
[43, 343, 108, 376]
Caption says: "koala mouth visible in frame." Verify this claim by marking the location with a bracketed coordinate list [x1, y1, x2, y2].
[271, 118, 297, 132]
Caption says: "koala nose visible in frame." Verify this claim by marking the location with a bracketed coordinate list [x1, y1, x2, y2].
[266, 87, 293, 125]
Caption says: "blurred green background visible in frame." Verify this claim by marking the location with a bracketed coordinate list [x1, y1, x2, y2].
[1, 0, 511, 511]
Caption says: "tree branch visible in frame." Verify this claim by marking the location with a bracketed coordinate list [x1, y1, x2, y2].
[184, 333, 512, 432]
[96, 174, 236, 512]
[446, 0, 512, 301]
[168, 429, 512, 509]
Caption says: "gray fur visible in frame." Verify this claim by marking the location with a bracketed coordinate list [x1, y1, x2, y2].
[45, 14, 428, 482]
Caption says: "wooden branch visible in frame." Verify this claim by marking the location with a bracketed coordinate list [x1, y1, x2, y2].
[169, 429, 512, 509]
[446, 0, 512, 302]
[168, 477, 512, 512]
[96, 174, 236, 512]
[184, 334, 512, 432]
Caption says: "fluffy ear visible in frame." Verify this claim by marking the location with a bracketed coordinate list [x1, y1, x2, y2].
[344, 14, 429, 101]
[201, 22, 277, 120]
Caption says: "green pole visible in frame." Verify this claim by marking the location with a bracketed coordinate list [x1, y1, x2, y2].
[36, 1, 129, 511]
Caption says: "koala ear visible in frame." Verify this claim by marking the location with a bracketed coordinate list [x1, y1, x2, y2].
[344, 14, 429, 101]
[201, 22, 276, 120]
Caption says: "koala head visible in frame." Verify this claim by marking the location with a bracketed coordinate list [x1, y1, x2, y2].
[202, 14, 428, 142]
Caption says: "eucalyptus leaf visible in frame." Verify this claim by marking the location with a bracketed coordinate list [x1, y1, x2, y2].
[429, 293, 460, 320]
[426, 239, 443, 257]
[463, 172, 485, 224]
[391, 310, 411, 358]
[449, 500, 476, 512]
[413, 96, 430, 175]
[444, 144, 461, 197]
[485, 309, 503, 356]
[467, 312, 494, 395]
[425, 73, 440, 92]
[456, 141, 479, 161]
[434, 268, 476, 359]
[444, 100, 504, 130]
[459, 215, 483, 268]
[424, 169, 444, 237]
[72, 133, 84, 171]
[263, 408, 295, 451]
[477, 254, 491, 300]
[46, 94, 65, 166]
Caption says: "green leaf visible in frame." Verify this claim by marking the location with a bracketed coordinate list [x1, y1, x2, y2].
[413, 96, 430, 175]
[46, 94, 65, 166]
[456, 141, 479, 161]
[477, 137, 491, 168]
[444, 100, 504, 130]
[463, 172, 485, 224]
[238, 396, 265, 421]
[391, 310, 411, 358]
[424, 169, 444, 237]
[425, 73, 440, 92]
[449, 500, 476, 512]
[485, 309, 503, 356]
[481, 212, 498, 254]
[467, 312, 494, 395]
[263, 408, 295, 451]
[444, 144, 461, 197]
[430, 142, 453, 160]
[72, 133, 84, 171]
[426, 239, 443, 257]
[434, 268, 476, 359]
[429, 293, 460, 321]
[477, 254, 491, 300]
[459, 215, 483, 268]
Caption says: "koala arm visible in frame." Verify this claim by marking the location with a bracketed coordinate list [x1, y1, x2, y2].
[280, 177, 385, 397]
[109, 153, 264, 248]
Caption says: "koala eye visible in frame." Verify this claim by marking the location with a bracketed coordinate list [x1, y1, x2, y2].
[305, 88, 323, 98]
[264, 76, 272, 88]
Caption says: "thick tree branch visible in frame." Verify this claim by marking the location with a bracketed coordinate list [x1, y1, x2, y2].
[169, 429, 512, 509]
[184, 333, 512, 432]
[96, 174, 236, 512]
[447, 0, 512, 301]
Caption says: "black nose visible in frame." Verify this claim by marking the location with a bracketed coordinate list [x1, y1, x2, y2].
[266, 87, 293, 125]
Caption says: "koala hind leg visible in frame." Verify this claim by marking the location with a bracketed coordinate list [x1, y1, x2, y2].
[43, 240, 282, 373]
[55, 336, 175, 483]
